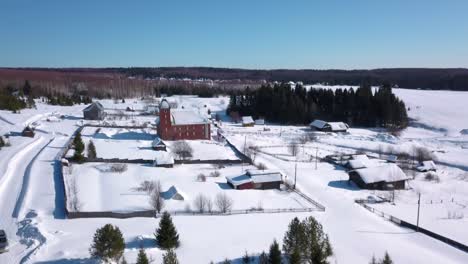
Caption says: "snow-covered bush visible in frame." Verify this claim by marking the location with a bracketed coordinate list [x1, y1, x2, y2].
[196, 173, 207, 182]
[256, 162, 267, 170]
[424, 172, 440, 183]
[109, 164, 128, 173]
[447, 210, 464, 220]
[209, 170, 220, 177]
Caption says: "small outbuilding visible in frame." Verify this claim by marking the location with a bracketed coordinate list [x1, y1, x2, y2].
[226, 175, 255, 190]
[348, 164, 410, 190]
[151, 137, 167, 151]
[247, 169, 283, 190]
[242, 116, 255, 127]
[226, 169, 283, 190]
[416, 160, 437, 172]
[22, 126, 35, 137]
[83, 102, 105, 120]
[153, 151, 174, 168]
[460, 129, 468, 135]
[255, 119, 265, 125]
[310, 120, 349, 132]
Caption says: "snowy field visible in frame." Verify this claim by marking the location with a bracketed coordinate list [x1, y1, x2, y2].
[64, 163, 309, 213]
[1, 91, 468, 264]
[78, 126, 240, 161]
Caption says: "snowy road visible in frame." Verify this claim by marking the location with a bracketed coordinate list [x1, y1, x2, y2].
[0, 135, 49, 264]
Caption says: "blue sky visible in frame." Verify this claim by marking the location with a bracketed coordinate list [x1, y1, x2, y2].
[1, 0, 467, 69]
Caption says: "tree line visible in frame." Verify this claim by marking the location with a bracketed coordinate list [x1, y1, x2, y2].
[227, 83, 408, 129]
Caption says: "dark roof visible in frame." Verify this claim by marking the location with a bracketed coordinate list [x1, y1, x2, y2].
[83, 102, 104, 112]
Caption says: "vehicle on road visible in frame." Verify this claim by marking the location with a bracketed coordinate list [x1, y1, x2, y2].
[0, 230, 8, 253]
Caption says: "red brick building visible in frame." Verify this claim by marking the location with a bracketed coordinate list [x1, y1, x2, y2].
[157, 99, 211, 140]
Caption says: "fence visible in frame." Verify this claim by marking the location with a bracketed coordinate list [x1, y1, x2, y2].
[156, 207, 321, 217]
[68, 210, 155, 219]
[356, 201, 468, 253]
[293, 189, 326, 211]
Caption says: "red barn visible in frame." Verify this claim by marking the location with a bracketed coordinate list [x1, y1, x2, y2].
[157, 99, 211, 140]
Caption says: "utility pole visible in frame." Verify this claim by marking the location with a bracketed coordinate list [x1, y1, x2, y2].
[416, 192, 421, 232]
[294, 158, 297, 189]
[315, 147, 318, 170]
[242, 135, 247, 174]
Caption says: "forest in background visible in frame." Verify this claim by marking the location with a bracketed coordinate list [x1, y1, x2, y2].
[227, 83, 408, 129]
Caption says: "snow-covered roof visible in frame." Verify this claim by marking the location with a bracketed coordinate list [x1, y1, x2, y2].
[154, 151, 174, 165]
[242, 116, 254, 124]
[347, 160, 367, 170]
[226, 175, 252, 187]
[417, 160, 437, 171]
[309, 120, 348, 131]
[310, 119, 327, 129]
[328, 122, 349, 131]
[83, 102, 104, 112]
[246, 169, 282, 183]
[171, 110, 208, 125]
[160, 99, 170, 109]
[460, 129, 468, 135]
[151, 137, 163, 147]
[255, 119, 265, 125]
[352, 164, 409, 184]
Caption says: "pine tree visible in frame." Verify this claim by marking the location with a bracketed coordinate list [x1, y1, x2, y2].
[258, 251, 269, 264]
[380, 252, 393, 264]
[268, 240, 282, 264]
[87, 140, 97, 159]
[289, 248, 301, 264]
[283, 217, 304, 260]
[302, 216, 333, 264]
[163, 249, 179, 264]
[73, 132, 85, 162]
[242, 251, 251, 263]
[369, 255, 378, 264]
[221, 259, 231, 264]
[136, 247, 149, 264]
[89, 224, 125, 263]
[155, 211, 180, 249]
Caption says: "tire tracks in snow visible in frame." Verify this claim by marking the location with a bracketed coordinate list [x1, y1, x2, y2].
[0, 136, 47, 264]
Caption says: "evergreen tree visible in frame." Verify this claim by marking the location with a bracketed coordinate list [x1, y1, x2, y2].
[302, 216, 333, 264]
[289, 248, 301, 264]
[72, 132, 85, 162]
[23, 80, 32, 96]
[221, 259, 231, 264]
[369, 255, 378, 264]
[258, 251, 269, 264]
[89, 224, 125, 263]
[242, 251, 251, 263]
[155, 211, 180, 249]
[283, 217, 305, 259]
[136, 247, 149, 264]
[268, 240, 282, 264]
[0, 136, 5, 149]
[163, 249, 179, 264]
[87, 140, 97, 159]
[380, 252, 393, 264]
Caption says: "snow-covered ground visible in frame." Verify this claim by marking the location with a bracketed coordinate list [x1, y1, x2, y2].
[78, 126, 240, 161]
[65, 163, 308, 213]
[0, 91, 467, 264]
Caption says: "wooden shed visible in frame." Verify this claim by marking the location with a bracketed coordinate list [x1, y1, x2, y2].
[83, 102, 105, 120]
[348, 164, 409, 190]
[22, 126, 35, 137]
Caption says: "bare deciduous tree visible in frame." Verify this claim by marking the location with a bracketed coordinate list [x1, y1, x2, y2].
[288, 142, 299, 157]
[215, 193, 233, 213]
[206, 197, 213, 213]
[149, 180, 164, 213]
[193, 193, 209, 213]
[171, 141, 193, 160]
